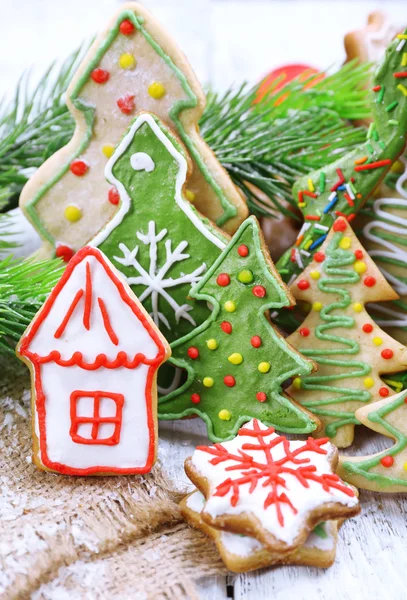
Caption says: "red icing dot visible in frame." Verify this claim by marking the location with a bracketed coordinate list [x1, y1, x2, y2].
[224, 375, 236, 387]
[119, 19, 135, 35]
[364, 276, 376, 287]
[381, 349, 394, 360]
[191, 393, 201, 404]
[252, 285, 266, 298]
[251, 335, 262, 348]
[221, 321, 232, 334]
[117, 94, 136, 115]
[217, 273, 230, 287]
[91, 68, 110, 84]
[297, 279, 310, 291]
[354, 249, 363, 260]
[256, 392, 267, 402]
[379, 387, 390, 397]
[362, 323, 373, 333]
[333, 218, 347, 232]
[314, 252, 325, 263]
[55, 245, 74, 263]
[380, 455, 394, 468]
[238, 244, 249, 257]
[300, 327, 310, 337]
[70, 160, 88, 176]
[108, 186, 120, 205]
[187, 347, 199, 360]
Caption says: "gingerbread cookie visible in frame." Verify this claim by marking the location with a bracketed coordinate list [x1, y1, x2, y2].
[158, 216, 319, 442]
[20, 3, 247, 261]
[181, 490, 341, 572]
[185, 418, 359, 554]
[286, 218, 407, 448]
[16, 246, 170, 475]
[345, 11, 400, 65]
[339, 390, 407, 492]
[276, 30, 407, 287]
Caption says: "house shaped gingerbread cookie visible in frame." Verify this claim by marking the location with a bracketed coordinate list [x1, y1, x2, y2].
[17, 246, 170, 476]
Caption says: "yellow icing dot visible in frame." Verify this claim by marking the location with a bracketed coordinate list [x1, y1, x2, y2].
[224, 301, 236, 313]
[312, 302, 323, 312]
[258, 361, 271, 373]
[206, 339, 218, 350]
[237, 269, 253, 284]
[203, 377, 214, 388]
[373, 337, 383, 346]
[119, 53, 136, 69]
[218, 409, 231, 421]
[293, 377, 302, 390]
[148, 82, 166, 99]
[64, 205, 82, 222]
[354, 261, 367, 274]
[339, 236, 351, 250]
[364, 377, 374, 389]
[353, 303, 363, 313]
[185, 189, 196, 202]
[310, 271, 320, 280]
[403, 462, 407, 472]
[391, 159, 404, 174]
[102, 144, 115, 158]
[228, 353, 243, 365]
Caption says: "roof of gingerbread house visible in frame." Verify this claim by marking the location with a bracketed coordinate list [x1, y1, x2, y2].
[18, 246, 168, 368]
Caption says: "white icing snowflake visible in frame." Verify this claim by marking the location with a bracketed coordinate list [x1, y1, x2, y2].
[113, 220, 206, 329]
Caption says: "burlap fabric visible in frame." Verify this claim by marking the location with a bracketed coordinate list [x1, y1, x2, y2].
[0, 357, 225, 599]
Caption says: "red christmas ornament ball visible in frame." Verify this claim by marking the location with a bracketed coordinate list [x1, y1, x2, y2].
[238, 244, 249, 257]
[314, 252, 325, 263]
[55, 245, 74, 262]
[191, 393, 201, 404]
[187, 346, 199, 360]
[364, 276, 376, 287]
[380, 455, 394, 468]
[354, 249, 363, 260]
[91, 68, 110, 84]
[108, 186, 120, 205]
[333, 218, 347, 232]
[381, 349, 394, 360]
[224, 375, 236, 387]
[297, 279, 310, 290]
[120, 19, 135, 35]
[362, 323, 373, 333]
[70, 160, 88, 176]
[217, 273, 230, 287]
[256, 392, 267, 402]
[251, 335, 262, 348]
[252, 285, 266, 298]
[221, 321, 233, 334]
[379, 387, 390, 397]
[117, 94, 136, 115]
[299, 327, 310, 337]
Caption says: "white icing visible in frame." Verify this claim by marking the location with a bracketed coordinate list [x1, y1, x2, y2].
[157, 366, 182, 396]
[365, 18, 400, 62]
[113, 220, 206, 329]
[130, 152, 155, 173]
[25, 251, 160, 363]
[91, 113, 226, 250]
[190, 419, 357, 545]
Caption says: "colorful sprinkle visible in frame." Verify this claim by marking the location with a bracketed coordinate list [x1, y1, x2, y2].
[148, 82, 166, 99]
[258, 362, 271, 373]
[64, 205, 82, 222]
[238, 244, 249, 257]
[206, 339, 218, 350]
[218, 409, 231, 420]
[385, 101, 399, 112]
[305, 215, 321, 221]
[228, 353, 243, 365]
[187, 347, 199, 359]
[203, 377, 214, 388]
[397, 84, 407, 97]
[223, 375, 236, 388]
[117, 94, 135, 114]
[319, 172, 326, 193]
[224, 300, 236, 313]
[308, 178, 315, 192]
[354, 159, 392, 172]
[309, 235, 327, 250]
[217, 273, 230, 287]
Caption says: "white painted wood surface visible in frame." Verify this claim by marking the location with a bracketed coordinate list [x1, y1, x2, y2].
[2, 1, 407, 599]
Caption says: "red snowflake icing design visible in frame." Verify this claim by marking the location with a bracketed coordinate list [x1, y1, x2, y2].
[197, 419, 354, 527]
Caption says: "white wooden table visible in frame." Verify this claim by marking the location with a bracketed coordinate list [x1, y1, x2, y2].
[3, 1, 407, 598]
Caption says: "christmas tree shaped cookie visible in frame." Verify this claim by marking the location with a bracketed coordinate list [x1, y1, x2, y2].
[277, 29, 407, 285]
[16, 246, 171, 476]
[338, 390, 407, 492]
[158, 216, 319, 442]
[88, 112, 228, 345]
[20, 3, 247, 261]
[286, 218, 407, 448]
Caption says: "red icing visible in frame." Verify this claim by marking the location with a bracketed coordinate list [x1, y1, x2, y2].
[299, 328, 310, 337]
[55, 245, 74, 263]
[354, 250, 363, 260]
[252, 285, 266, 298]
[381, 349, 394, 360]
[297, 280, 310, 291]
[191, 393, 201, 404]
[91, 68, 110, 84]
[98, 297, 119, 345]
[251, 336, 262, 348]
[83, 261, 92, 331]
[364, 276, 376, 287]
[362, 323, 373, 333]
[70, 160, 88, 176]
[314, 252, 325, 263]
[238, 244, 249, 257]
[70, 391, 123, 445]
[54, 289, 84, 339]
[187, 346, 199, 360]
[224, 375, 236, 387]
[197, 419, 354, 527]
[333, 218, 347, 232]
[217, 273, 230, 287]
[108, 186, 120, 205]
[221, 321, 233, 334]
[119, 19, 135, 35]
[379, 387, 390, 397]
[256, 392, 267, 402]
[380, 455, 394, 468]
[117, 94, 136, 115]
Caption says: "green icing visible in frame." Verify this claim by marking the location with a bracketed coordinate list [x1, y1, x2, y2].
[312, 522, 328, 539]
[158, 216, 318, 442]
[25, 8, 237, 247]
[95, 115, 227, 344]
[292, 230, 372, 439]
[342, 390, 407, 489]
[277, 29, 407, 290]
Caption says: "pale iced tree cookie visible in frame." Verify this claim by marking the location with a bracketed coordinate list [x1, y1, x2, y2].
[286, 218, 407, 448]
[20, 3, 247, 261]
[185, 419, 359, 554]
[16, 246, 171, 476]
[339, 390, 407, 492]
[345, 11, 400, 65]
[181, 490, 341, 572]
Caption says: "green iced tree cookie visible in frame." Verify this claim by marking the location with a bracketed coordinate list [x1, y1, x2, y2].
[158, 216, 318, 442]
